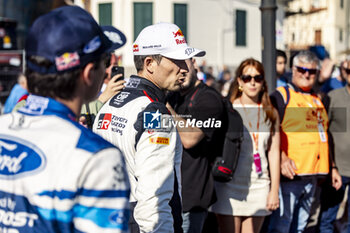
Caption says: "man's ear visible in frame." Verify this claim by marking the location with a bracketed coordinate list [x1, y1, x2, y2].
[81, 63, 95, 86]
[145, 57, 156, 74]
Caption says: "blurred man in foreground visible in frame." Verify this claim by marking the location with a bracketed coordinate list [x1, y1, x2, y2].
[0, 6, 130, 233]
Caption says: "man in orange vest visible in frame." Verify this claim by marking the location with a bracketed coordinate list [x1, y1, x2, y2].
[267, 50, 342, 233]
[318, 58, 350, 232]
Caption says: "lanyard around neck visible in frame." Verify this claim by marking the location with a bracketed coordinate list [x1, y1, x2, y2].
[239, 97, 261, 152]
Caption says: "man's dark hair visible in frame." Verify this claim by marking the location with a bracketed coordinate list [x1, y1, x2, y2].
[26, 55, 103, 100]
[205, 73, 215, 81]
[276, 49, 287, 62]
[134, 55, 162, 72]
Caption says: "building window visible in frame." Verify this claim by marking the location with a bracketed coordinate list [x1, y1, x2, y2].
[340, 0, 344, 9]
[99, 3, 112, 26]
[174, 4, 187, 38]
[235, 10, 246, 46]
[134, 2, 153, 41]
[339, 28, 343, 42]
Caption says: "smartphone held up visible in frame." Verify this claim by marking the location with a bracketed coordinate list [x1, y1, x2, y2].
[111, 66, 124, 82]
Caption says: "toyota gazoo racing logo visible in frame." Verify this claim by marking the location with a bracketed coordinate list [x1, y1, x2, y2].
[97, 113, 112, 130]
[0, 136, 46, 179]
[115, 92, 130, 103]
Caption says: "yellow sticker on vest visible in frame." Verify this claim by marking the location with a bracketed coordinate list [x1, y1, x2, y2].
[149, 137, 170, 145]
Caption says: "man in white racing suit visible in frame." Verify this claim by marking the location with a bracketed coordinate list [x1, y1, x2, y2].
[93, 23, 205, 233]
[0, 6, 130, 233]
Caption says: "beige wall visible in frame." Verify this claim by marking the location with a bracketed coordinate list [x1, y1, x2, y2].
[90, 0, 262, 75]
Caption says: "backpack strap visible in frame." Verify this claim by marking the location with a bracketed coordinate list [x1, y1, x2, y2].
[221, 98, 243, 170]
[276, 85, 292, 123]
[187, 87, 200, 108]
[277, 85, 291, 106]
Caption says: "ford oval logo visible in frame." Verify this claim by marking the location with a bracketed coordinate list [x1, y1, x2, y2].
[0, 135, 46, 179]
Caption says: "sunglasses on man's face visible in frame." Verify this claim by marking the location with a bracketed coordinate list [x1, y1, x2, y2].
[295, 66, 318, 75]
[241, 74, 264, 83]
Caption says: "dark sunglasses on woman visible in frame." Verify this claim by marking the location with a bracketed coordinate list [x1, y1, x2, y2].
[241, 74, 264, 83]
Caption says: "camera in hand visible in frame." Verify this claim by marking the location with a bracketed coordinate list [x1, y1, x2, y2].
[111, 66, 124, 81]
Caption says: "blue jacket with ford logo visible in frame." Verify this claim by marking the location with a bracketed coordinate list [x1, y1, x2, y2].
[0, 95, 130, 233]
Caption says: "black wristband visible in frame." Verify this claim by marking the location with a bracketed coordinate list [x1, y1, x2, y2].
[332, 166, 338, 170]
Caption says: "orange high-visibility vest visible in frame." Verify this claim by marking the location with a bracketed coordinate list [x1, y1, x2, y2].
[277, 86, 329, 176]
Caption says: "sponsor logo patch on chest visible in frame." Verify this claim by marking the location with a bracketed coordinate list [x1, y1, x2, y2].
[149, 137, 169, 145]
